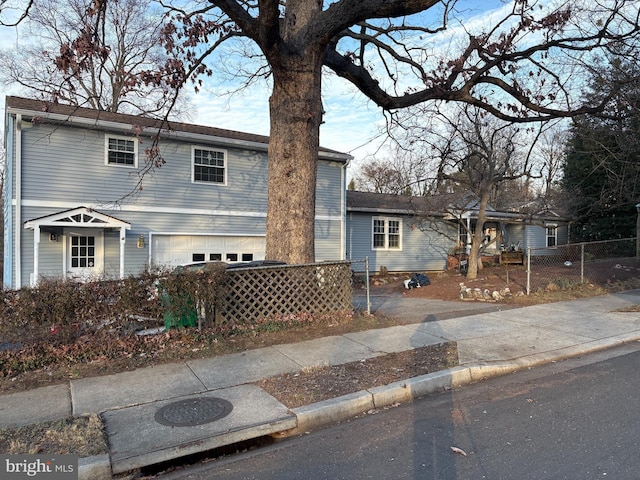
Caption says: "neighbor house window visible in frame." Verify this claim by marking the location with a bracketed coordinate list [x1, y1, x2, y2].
[105, 136, 137, 166]
[193, 147, 226, 184]
[546, 225, 557, 247]
[372, 217, 402, 250]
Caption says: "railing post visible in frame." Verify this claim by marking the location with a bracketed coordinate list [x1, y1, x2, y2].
[580, 242, 585, 284]
[526, 247, 531, 295]
[365, 256, 371, 315]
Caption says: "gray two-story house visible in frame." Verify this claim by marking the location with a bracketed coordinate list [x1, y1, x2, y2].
[3, 96, 351, 289]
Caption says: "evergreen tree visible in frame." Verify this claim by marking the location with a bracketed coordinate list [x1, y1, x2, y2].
[562, 59, 640, 241]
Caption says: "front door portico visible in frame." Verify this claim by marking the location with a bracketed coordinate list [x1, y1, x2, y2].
[24, 207, 131, 286]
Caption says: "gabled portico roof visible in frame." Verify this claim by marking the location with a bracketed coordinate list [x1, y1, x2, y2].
[24, 207, 131, 230]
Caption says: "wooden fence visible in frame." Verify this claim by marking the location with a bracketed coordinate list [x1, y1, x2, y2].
[215, 261, 353, 324]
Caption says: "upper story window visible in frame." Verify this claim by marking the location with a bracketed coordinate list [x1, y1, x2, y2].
[193, 147, 226, 185]
[105, 135, 137, 167]
[546, 225, 557, 248]
[372, 217, 402, 250]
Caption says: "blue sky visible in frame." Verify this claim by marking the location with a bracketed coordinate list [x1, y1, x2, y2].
[0, 1, 530, 170]
[186, 1, 519, 165]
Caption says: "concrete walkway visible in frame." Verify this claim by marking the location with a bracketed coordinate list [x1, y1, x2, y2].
[2, 291, 640, 479]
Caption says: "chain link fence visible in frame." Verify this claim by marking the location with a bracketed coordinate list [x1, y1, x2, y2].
[350, 258, 372, 314]
[526, 238, 640, 294]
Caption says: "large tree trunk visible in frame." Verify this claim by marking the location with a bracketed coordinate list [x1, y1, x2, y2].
[265, 49, 324, 264]
[466, 192, 491, 279]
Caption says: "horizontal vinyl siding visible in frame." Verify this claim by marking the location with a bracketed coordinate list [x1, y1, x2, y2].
[315, 161, 343, 218]
[504, 224, 526, 250]
[525, 225, 547, 250]
[557, 225, 569, 245]
[314, 218, 343, 261]
[103, 230, 149, 278]
[17, 206, 270, 286]
[19, 231, 65, 285]
[505, 224, 569, 256]
[18, 204, 343, 286]
[347, 212, 453, 273]
[19, 122, 343, 220]
[19, 123, 270, 213]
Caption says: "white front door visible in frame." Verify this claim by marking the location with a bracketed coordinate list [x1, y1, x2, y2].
[67, 230, 104, 281]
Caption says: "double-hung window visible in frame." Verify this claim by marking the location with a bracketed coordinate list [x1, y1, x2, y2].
[372, 217, 402, 250]
[193, 147, 226, 185]
[105, 135, 137, 167]
[546, 225, 557, 248]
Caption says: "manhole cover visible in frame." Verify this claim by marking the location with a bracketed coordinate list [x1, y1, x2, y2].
[154, 397, 233, 427]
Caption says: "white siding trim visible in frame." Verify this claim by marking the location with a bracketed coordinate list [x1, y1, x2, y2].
[15, 114, 22, 288]
[21, 199, 342, 221]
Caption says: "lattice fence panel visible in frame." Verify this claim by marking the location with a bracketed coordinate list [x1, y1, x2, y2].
[215, 261, 353, 324]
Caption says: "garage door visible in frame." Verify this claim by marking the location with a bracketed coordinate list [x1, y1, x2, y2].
[152, 235, 266, 267]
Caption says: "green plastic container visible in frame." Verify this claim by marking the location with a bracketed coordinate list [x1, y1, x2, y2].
[161, 290, 197, 329]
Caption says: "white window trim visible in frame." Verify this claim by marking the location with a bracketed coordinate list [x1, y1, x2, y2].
[545, 223, 558, 248]
[104, 134, 138, 168]
[371, 216, 402, 251]
[191, 145, 228, 186]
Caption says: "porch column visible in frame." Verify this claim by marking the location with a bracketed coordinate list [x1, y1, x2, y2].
[120, 227, 126, 279]
[32, 226, 40, 286]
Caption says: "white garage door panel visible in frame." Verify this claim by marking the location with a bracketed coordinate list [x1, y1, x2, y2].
[152, 235, 266, 267]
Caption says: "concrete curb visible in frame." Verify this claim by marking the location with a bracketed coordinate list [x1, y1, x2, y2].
[77, 332, 640, 478]
[283, 365, 489, 438]
[78, 454, 111, 480]
[281, 333, 640, 439]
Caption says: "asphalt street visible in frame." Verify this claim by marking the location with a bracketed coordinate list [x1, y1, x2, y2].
[160, 343, 640, 480]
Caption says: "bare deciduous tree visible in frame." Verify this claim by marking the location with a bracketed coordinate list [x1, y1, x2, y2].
[4, 0, 639, 263]
[529, 124, 569, 211]
[0, 0, 186, 117]
[352, 146, 435, 195]
[408, 105, 542, 279]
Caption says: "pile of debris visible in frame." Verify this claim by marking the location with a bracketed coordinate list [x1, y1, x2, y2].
[458, 283, 519, 302]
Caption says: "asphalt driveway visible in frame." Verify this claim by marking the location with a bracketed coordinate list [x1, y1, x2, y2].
[353, 291, 517, 324]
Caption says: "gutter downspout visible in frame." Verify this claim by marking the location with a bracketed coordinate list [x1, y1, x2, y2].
[32, 225, 40, 286]
[341, 158, 351, 261]
[120, 227, 126, 279]
[15, 114, 22, 288]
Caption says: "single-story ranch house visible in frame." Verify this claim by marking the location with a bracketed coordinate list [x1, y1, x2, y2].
[346, 190, 570, 273]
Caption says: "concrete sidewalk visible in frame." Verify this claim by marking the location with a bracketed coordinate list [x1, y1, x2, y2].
[2, 290, 640, 478]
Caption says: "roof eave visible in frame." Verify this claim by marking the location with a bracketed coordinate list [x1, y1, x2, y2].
[6, 104, 351, 163]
